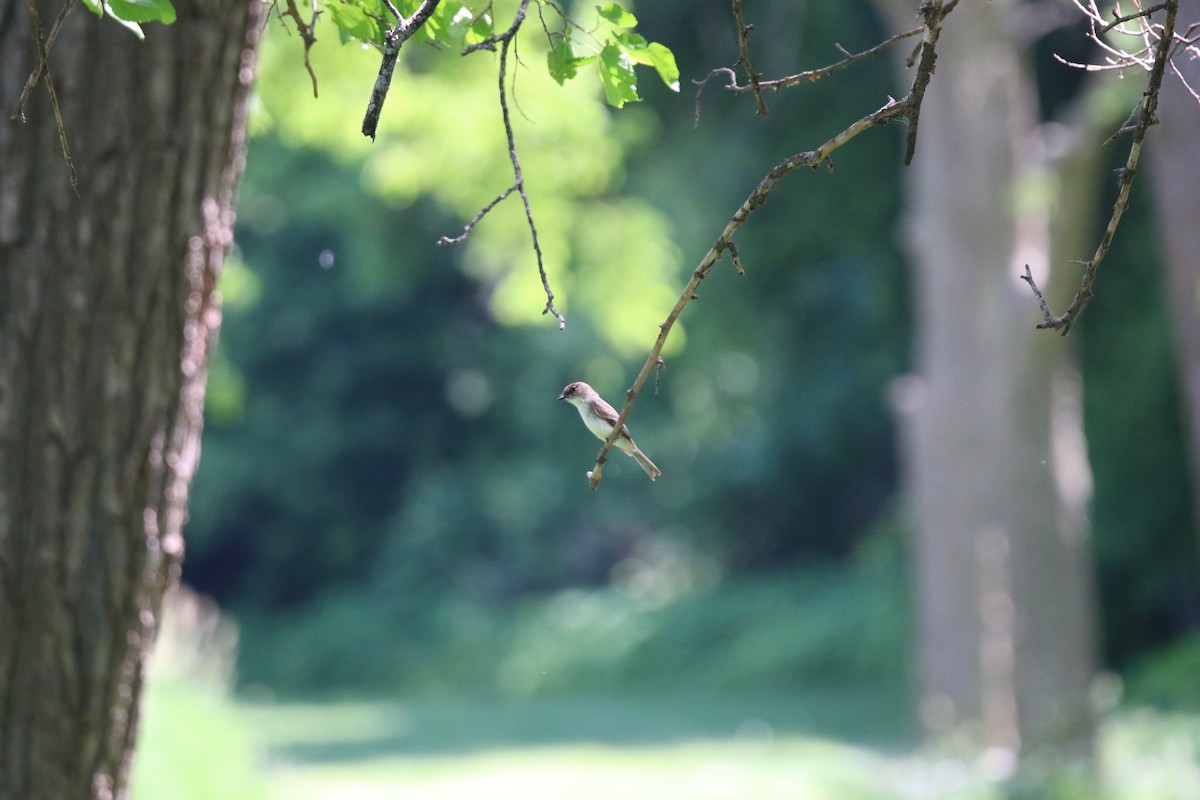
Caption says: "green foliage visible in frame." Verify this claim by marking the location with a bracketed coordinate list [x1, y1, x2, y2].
[322, 0, 385, 46]
[294, 0, 678, 108]
[1080, 175, 1200, 666]
[189, 6, 919, 706]
[598, 42, 640, 107]
[188, 0, 1200, 716]
[81, 0, 175, 37]
[252, 13, 682, 353]
[1124, 635, 1200, 711]
[547, 33, 595, 85]
[232, 528, 910, 706]
[595, 2, 635, 27]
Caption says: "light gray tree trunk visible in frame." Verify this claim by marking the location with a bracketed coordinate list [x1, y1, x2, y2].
[0, 2, 259, 797]
[1148, 0, 1200, 543]
[879, 0, 1100, 763]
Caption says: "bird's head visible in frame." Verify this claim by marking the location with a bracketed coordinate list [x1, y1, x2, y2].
[557, 381, 590, 402]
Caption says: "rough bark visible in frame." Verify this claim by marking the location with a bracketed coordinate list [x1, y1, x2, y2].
[879, 0, 1099, 762]
[1148, 0, 1200, 543]
[0, 1, 260, 797]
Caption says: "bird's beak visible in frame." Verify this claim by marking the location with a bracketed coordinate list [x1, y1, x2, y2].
[557, 391, 567, 401]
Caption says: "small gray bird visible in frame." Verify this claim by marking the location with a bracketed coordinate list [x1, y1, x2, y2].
[558, 381, 661, 481]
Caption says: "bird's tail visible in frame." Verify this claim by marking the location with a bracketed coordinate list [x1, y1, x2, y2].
[631, 448, 661, 481]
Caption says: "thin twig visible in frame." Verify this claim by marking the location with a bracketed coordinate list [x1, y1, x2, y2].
[361, 0, 443, 140]
[10, 0, 75, 122]
[455, 0, 565, 328]
[497, 6, 564, 328]
[731, 0, 769, 115]
[464, 0, 527, 54]
[705, 0, 960, 98]
[1099, 1, 1169, 33]
[280, 0, 320, 98]
[19, 0, 76, 194]
[724, 25, 923, 95]
[437, 184, 517, 245]
[1026, 0, 1179, 334]
[903, 0, 950, 166]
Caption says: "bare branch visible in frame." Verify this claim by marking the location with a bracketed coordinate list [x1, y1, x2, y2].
[279, 0, 320, 98]
[585, 0, 958, 487]
[1027, 0, 1180, 334]
[15, 0, 76, 193]
[1020, 264, 1056, 322]
[731, 0, 769, 115]
[1099, 1, 1170, 34]
[747, 26, 923, 94]
[700, 0, 960, 105]
[496, 9, 565, 328]
[361, 0, 443, 140]
[453, 0, 564, 328]
[902, 0, 951, 165]
[9, 0, 75, 123]
[437, 184, 517, 245]
[586, 96, 917, 488]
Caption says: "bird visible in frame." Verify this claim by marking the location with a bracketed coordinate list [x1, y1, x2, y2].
[558, 381, 661, 481]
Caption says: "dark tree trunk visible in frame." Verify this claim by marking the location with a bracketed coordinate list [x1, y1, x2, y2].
[0, 1, 259, 797]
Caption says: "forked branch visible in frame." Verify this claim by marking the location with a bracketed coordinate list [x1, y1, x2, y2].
[1024, 0, 1183, 334]
[361, 0, 442, 140]
[440, 0, 565, 328]
[11, 0, 78, 193]
[585, 6, 953, 488]
[278, 0, 320, 97]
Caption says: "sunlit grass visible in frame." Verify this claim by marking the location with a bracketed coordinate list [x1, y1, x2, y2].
[133, 680, 269, 800]
[234, 697, 1200, 800]
[262, 736, 892, 800]
[133, 676, 1200, 800]
[132, 586, 1200, 800]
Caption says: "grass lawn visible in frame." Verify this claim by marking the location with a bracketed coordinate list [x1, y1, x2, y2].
[136, 681, 1200, 800]
[261, 737, 895, 800]
[243, 692, 909, 800]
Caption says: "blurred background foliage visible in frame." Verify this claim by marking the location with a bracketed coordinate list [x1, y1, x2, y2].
[180, 0, 1199, 726]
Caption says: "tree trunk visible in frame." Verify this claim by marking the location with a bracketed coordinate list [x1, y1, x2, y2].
[1148, 0, 1200, 544]
[0, 2, 259, 797]
[879, 0, 1099, 764]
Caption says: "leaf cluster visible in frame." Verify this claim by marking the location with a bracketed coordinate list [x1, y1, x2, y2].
[289, 0, 680, 109]
[323, 0, 495, 50]
[81, 0, 175, 38]
[546, 3, 679, 107]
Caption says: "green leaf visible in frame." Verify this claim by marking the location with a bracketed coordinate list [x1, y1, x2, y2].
[646, 42, 680, 92]
[420, 1, 458, 43]
[614, 31, 650, 62]
[596, 2, 636, 27]
[424, 2, 468, 48]
[323, 0, 384, 45]
[467, 13, 493, 43]
[106, 0, 175, 24]
[613, 32, 680, 93]
[444, 4, 476, 49]
[80, 0, 147, 36]
[547, 35, 595, 85]
[598, 41, 639, 108]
